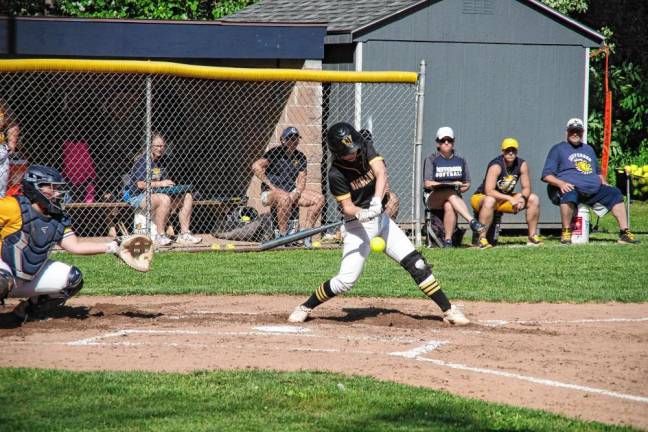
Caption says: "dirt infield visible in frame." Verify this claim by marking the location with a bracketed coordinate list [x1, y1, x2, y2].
[1, 295, 646, 429]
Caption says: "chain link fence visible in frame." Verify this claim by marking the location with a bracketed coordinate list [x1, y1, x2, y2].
[0, 60, 419, 248]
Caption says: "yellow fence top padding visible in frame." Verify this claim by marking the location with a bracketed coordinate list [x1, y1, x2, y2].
[0, 59, 418, 84]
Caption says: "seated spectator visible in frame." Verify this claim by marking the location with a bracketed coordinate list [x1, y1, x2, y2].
[471, 138, 542, 248]
[251, 126, 325, 248]
[542, 118, 638, 245]
[127, 133, 202, 246]
[423, 126, 485, 247]
[0, 98, 20, 198]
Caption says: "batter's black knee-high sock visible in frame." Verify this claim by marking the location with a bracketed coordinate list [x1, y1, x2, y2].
[303, 280, 336, 309]
[419, 278, 451, 312]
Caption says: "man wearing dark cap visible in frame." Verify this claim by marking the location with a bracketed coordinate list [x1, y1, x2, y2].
[541, 118, 638, 244]
[252, 126, 324, 247]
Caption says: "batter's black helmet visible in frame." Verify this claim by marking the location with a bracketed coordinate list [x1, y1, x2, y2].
[22, 165, 68, 215]
[327, 122, 363, 157]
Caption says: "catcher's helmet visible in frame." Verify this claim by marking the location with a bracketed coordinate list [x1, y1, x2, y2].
[327, 122, 363, 158]
[21, 165, 68, 215]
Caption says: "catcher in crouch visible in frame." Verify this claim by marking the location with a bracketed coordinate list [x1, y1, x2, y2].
[0, 165, 152, 322]
[288, 122, 469, 325]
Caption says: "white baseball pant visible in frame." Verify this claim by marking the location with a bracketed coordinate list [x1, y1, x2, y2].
[1, 259, 73, 299]
[329, 212, 415, 295]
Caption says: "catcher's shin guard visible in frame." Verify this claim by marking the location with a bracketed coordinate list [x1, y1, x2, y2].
[63, 266, 84, 298]
[14, 266, 84, 322]
[0, 269, 15, 302]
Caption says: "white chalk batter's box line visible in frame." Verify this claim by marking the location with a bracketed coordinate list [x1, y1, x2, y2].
[478, 317, 648, 327]
[65, 327, 420, 347]
[63, 326, 648, 405]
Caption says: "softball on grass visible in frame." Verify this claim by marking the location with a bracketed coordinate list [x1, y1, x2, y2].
[225, 243, 236, 250]
[312, 241, 321, 248]
[211, 243, 221, 250]
[370, 236, 386, 253]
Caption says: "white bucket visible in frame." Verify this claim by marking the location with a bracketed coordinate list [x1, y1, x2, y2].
[133, 209, 158, 237]
[570, 204, 590, 244]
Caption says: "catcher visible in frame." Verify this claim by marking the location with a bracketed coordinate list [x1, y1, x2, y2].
[0, 165, 153, 322]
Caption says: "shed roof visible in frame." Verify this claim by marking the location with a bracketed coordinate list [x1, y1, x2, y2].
[223, 0, 604, 43]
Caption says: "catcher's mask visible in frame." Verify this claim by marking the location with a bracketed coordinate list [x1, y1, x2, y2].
[22, 165, 69, 215]
[327, 122, 363, 158]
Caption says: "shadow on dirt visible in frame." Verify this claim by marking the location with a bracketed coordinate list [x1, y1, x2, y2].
[322, 306, 443, 326]
[0, 303, 163, 330]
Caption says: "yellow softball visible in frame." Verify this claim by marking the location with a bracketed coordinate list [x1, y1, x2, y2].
[370, 236, 386, 253]
[211, 243, 221, 250]
[225, 243, 236, 250]
[312, 241, 321, 248]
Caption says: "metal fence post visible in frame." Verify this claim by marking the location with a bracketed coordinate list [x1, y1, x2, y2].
[414, 60, 426, 248]
[145, 75, 152, 236]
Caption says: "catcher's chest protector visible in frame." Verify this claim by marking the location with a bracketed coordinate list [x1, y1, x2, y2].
[1, 196, 68, 280]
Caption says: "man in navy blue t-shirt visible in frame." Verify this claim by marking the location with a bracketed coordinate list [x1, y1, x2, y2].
[251, 127, 324, 246]
[541, 118, 638, 244]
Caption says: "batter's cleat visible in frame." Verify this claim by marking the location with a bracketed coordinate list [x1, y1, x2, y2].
[527, 234, 544, 246]
[288, 305, 312, 323]
[469, 219, 487, 234]
[177, 232, 202, 245]
[442, 239, 453, 248]
[560, 228, 572, 245]
[443, 305, 470, 326]
[478, 238, 492, 249]
[618, 229, 639, 244]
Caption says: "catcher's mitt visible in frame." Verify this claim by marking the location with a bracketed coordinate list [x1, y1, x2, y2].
[116, 234, 154, 272]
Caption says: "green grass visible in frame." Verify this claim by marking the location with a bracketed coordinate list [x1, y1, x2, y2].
[0, 368, 636, 432]
[56, 234, 648, 302]
[593, 200, 648, 234]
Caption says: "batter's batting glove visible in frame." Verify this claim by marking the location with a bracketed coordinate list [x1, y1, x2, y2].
[356, 208, 380, 223]
[369, 196, 383, 215]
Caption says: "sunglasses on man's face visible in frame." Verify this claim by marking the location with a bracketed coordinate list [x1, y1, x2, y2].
[437, 138, 454, 144]
[503, 148, 518, 154]
[567, 128, 583, 135]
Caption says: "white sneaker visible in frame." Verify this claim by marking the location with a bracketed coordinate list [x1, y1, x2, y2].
[177, 232, 202, 245]
[443, 305, 470, 326]
[288, 305, 312, 323]
[155, 234, 173, 246]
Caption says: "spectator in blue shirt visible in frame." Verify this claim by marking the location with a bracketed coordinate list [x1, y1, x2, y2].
[541, 118, 638, 244]
[128, 133, 202, 246]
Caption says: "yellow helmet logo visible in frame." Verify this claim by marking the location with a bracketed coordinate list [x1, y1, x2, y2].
[341, 134, 354, 147]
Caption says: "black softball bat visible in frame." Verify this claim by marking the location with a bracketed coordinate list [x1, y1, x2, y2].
[259, 219, 352, 251]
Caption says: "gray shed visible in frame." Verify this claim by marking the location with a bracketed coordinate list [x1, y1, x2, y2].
[226, 0, 605, 229]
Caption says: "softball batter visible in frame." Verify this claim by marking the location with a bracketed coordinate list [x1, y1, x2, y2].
[288, 122, 469, 325]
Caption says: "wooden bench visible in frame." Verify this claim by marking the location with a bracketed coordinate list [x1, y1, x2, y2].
[63, 198, 246, 237]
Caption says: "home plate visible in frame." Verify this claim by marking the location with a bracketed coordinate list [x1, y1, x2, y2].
[253, 325, 311, 334]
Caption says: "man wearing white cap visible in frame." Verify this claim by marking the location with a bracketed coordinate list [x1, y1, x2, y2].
[541, 118, 638, 244]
